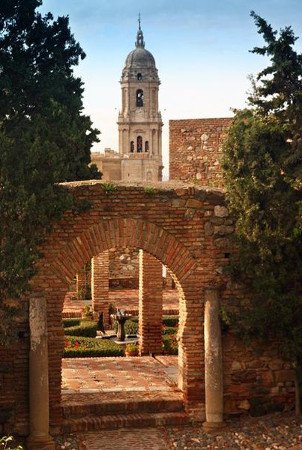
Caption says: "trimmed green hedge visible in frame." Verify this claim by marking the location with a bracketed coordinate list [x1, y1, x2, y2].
[64, 320, 97, 337]
[163, 315, 178, 327]
[162, 334, 178, 355]
[64, 336, 124, 357]
[63, 318, 81, 328]
[163, 326, 176, 335]
[112, 316, 178, 335]
[113, 318, 138, 335]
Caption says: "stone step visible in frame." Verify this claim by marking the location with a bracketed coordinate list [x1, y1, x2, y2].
[62, 395, 184, 419]
[62, 411, 189, 433]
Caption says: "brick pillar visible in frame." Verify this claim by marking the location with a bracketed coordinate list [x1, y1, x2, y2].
[76, 267, 86, 300]
[138, 250, 163, 355]
[27, 298, 55, 450]
[203, 286, 225, 431]
[91, 251, 110, 326]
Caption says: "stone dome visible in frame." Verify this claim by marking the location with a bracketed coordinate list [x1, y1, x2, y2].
[125, 47, 156, 69]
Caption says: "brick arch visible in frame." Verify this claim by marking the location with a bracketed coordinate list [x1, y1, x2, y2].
[26, 183, 232, 442]
[43, 218, 197, 289]
[31, 217, 205, 431]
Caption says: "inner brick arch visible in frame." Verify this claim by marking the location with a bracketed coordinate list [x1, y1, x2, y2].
[46, 218, 197, 286]
[31, 217, 202, 432]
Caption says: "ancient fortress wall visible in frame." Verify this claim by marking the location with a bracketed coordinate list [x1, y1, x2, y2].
[169, 118, 233, 186]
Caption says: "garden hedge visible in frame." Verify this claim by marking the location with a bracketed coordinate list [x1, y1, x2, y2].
[63, 318, 81, 328]
[64, 336, 124, 358]
[163, 315, 178, 327]
[64, 320, 97, 337]
[162, 334, 178, 355]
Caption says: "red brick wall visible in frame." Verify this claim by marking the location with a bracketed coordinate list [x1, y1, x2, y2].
[34, 180, 231, 428]
[169, 118, 233, 187]
[91, 251, 110, 324]
[138, 251, 163, 355]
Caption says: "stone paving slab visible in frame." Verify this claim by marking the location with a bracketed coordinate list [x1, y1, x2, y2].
[62, 356, 178, 393]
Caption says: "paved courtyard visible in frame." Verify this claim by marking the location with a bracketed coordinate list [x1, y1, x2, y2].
[58, 356, 302, 450]
[62, 355, 178, 394]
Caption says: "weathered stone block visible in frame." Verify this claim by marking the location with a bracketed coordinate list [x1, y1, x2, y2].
[214, 205, 229, 217]
[204, 222, 214, 236]
[214, 225, 234, 236]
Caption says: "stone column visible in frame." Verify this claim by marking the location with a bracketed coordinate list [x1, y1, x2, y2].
[91, 251, 110, 326]
[138, 250, 163, 355]
[76, 267, 86, 300]
[203, 286, 224, 430]
[27, 298, 55, 450]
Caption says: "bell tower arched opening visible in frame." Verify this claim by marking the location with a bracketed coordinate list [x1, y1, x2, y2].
[136, 89, 144, 107]
[137, 135, 143, 152]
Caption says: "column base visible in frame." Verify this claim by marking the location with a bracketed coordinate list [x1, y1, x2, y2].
[27, 435, 56, 450]
[202, 421, 226, 432]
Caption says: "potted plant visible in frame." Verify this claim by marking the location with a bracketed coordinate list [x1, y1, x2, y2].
[125, 343, 139, 357]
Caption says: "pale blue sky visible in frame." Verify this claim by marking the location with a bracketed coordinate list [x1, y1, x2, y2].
[40, 1, 302, 175]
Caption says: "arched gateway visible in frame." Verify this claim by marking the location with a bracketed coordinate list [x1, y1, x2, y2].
[25, 180, 232, 449]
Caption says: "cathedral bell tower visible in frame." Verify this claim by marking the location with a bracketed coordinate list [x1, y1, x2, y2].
[117, 16, 163, 181]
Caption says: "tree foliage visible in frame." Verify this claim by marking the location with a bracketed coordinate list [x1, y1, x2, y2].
[0, 0, 101, 342]
[222, 12, 302, 368]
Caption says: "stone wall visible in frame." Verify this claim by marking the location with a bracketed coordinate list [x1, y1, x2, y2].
[108, 247, 139, 289]
[0, 314, 29, 436]
[169, 118, 233, 187]
[223, 333, 294, 415]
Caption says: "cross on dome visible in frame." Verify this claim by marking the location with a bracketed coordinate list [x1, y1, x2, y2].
[136, 13, 145, 48]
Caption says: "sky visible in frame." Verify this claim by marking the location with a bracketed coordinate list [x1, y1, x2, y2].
[40, 0, 302, 177]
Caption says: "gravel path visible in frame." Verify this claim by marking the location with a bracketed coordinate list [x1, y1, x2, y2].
[54, 412, 302, 450]
[166, 412, 302, 450]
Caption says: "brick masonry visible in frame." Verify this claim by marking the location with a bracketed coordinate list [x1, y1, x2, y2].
[91, 251, 110, 325]
[76, 268, 87, 300]
[0, 180, 294, 437]
[169, 118, 233, 186]
[138, 251, 163, 355]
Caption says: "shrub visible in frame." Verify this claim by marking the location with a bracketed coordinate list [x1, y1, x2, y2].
[163, 315, 178, 327]
[64, 336, 124, 357]
[63, 318, 81, 328]
[162, 334, 178, 355]
[101, 182, 117, 193]
[113, 318, 138, 335]
[125, 343, 139, 356]
[0, 437, 23, 450]
[130, 316, 138, 323]
[64, 320, 97, 337]
[143, 186, 157, 196]
[163, 326, 176, 335]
